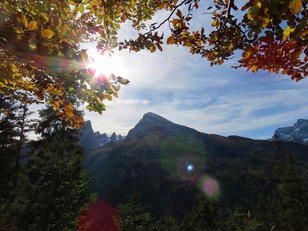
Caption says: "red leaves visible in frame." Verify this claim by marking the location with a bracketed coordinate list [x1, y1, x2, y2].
[235, 37, 307, 80]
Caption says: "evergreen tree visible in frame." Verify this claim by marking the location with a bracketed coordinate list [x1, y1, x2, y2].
[227, 208, 263, 231]
[0, 95, 18, 214]
[6, 106, 91, 230]
[151, 216, 181, 231]
[118, 193, 153, 231]
[270, 143, 308, 231]
[14, 104, 36, 172]
[181, 196, 224, 231]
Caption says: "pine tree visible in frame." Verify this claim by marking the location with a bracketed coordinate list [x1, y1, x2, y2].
[181, 196, 224, 231]
[6, 106, 91, 231]
[14, 104, 36, 173]
[152, 216, 181, 231]
[271, 142, 308, 231]
[118, 193, 153, 231]
[227, 208, 263, 231]
[0, 95, 19, 209]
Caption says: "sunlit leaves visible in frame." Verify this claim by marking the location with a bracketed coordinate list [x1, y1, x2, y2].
[289, 0, 303, 15]
[28, 21, 38, 31]
[283, 27, 295, 41]
[41, 29, 55, 39]
[20, 15, 28, 28]
[1, 0, 307, 129]
[235, 37, 307, 81]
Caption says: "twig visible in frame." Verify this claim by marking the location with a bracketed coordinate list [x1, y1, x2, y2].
[144, 0, 189, 35]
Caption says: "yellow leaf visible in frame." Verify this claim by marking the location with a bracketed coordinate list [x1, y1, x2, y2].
[40, 13, 49, 22]
[41, 29, 55, 39]
[251, 65, 258, 72]
[28, 21, 38, 31]
[260, 16, 270, 28]
[212, 19, 218, 27]
[289, 0, 302, 14]
[243, 51, 251, 58]
[13, 26, 23, 34]
[66, 110, 74, 118]
[106, 94, 112, 101]
[113, 85, 120, 91]
[20, 15, 28, 28]
[247, 2, 261, 19]
[283, 26, 295, 41]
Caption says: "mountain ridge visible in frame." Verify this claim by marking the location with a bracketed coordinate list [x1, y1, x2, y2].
[83, 113, 308, 218]
[79, 120, 124, 150]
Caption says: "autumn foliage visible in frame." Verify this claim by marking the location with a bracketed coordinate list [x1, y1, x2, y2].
[0, 0, 307, 127]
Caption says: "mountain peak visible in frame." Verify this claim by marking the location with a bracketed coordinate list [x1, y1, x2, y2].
[126, 112, 198, 140]
[273, 118, 308, 144]
[79, 120, 124, 149]
[141, 112, 171, 125]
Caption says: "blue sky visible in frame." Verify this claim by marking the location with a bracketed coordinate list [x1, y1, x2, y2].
[84, 4, 308, 139]
[84, 45, 308, 139]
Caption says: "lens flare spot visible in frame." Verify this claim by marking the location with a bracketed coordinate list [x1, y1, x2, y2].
[78, 199, 119, 231]
[199, 176, 220, 197]
[186, 164, 194, 172]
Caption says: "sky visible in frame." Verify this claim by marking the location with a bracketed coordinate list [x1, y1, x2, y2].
[84, 4, 308, 140]
[84, 46, 308, 139]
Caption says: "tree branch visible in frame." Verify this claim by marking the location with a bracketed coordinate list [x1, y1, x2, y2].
[145, 0, 189, 35]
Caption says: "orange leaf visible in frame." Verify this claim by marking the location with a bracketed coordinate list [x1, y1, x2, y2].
[167, 36, 175, 45]
[28, 21, 38, 31]
[289, 0, 302, 14]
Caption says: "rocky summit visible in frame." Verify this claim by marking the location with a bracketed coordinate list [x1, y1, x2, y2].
[273, 119, 308, 144]
[79, 121, 124, 150]
[125, 112, 198, 140]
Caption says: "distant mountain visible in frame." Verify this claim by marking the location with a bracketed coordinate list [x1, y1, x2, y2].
[79, 121, 124, 150]
[273, 119, 308, 144]
[83, 112, 308, 218]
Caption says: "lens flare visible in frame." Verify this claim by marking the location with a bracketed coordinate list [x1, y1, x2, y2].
[78, 199, 119, 231]
[186, 164, 194, 172]
[199, 175, 220, 197]
[175, 154, 203, 183]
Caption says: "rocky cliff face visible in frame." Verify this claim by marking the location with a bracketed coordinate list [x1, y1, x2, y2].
[273, 119, 308, 144]
[79, 121, 124, 150]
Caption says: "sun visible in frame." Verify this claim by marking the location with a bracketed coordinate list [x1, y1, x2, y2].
[86, 48, 117, 79]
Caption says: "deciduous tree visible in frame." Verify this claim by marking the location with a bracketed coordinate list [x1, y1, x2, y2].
[1, 0, 307, 127]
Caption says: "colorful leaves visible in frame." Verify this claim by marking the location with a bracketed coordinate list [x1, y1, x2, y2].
[283, 26, 295, 41]
[247, 2, 262, 19]
[289, 0, 303, 15]
[235, 38, 306, 81]
[20, 15, 28, 28]
[247, 2, 270, 28]
[28, 21, 38, 31]
[41, 29, 55, 39]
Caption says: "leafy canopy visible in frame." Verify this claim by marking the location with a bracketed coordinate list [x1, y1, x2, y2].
[0, 0, 307, 127]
